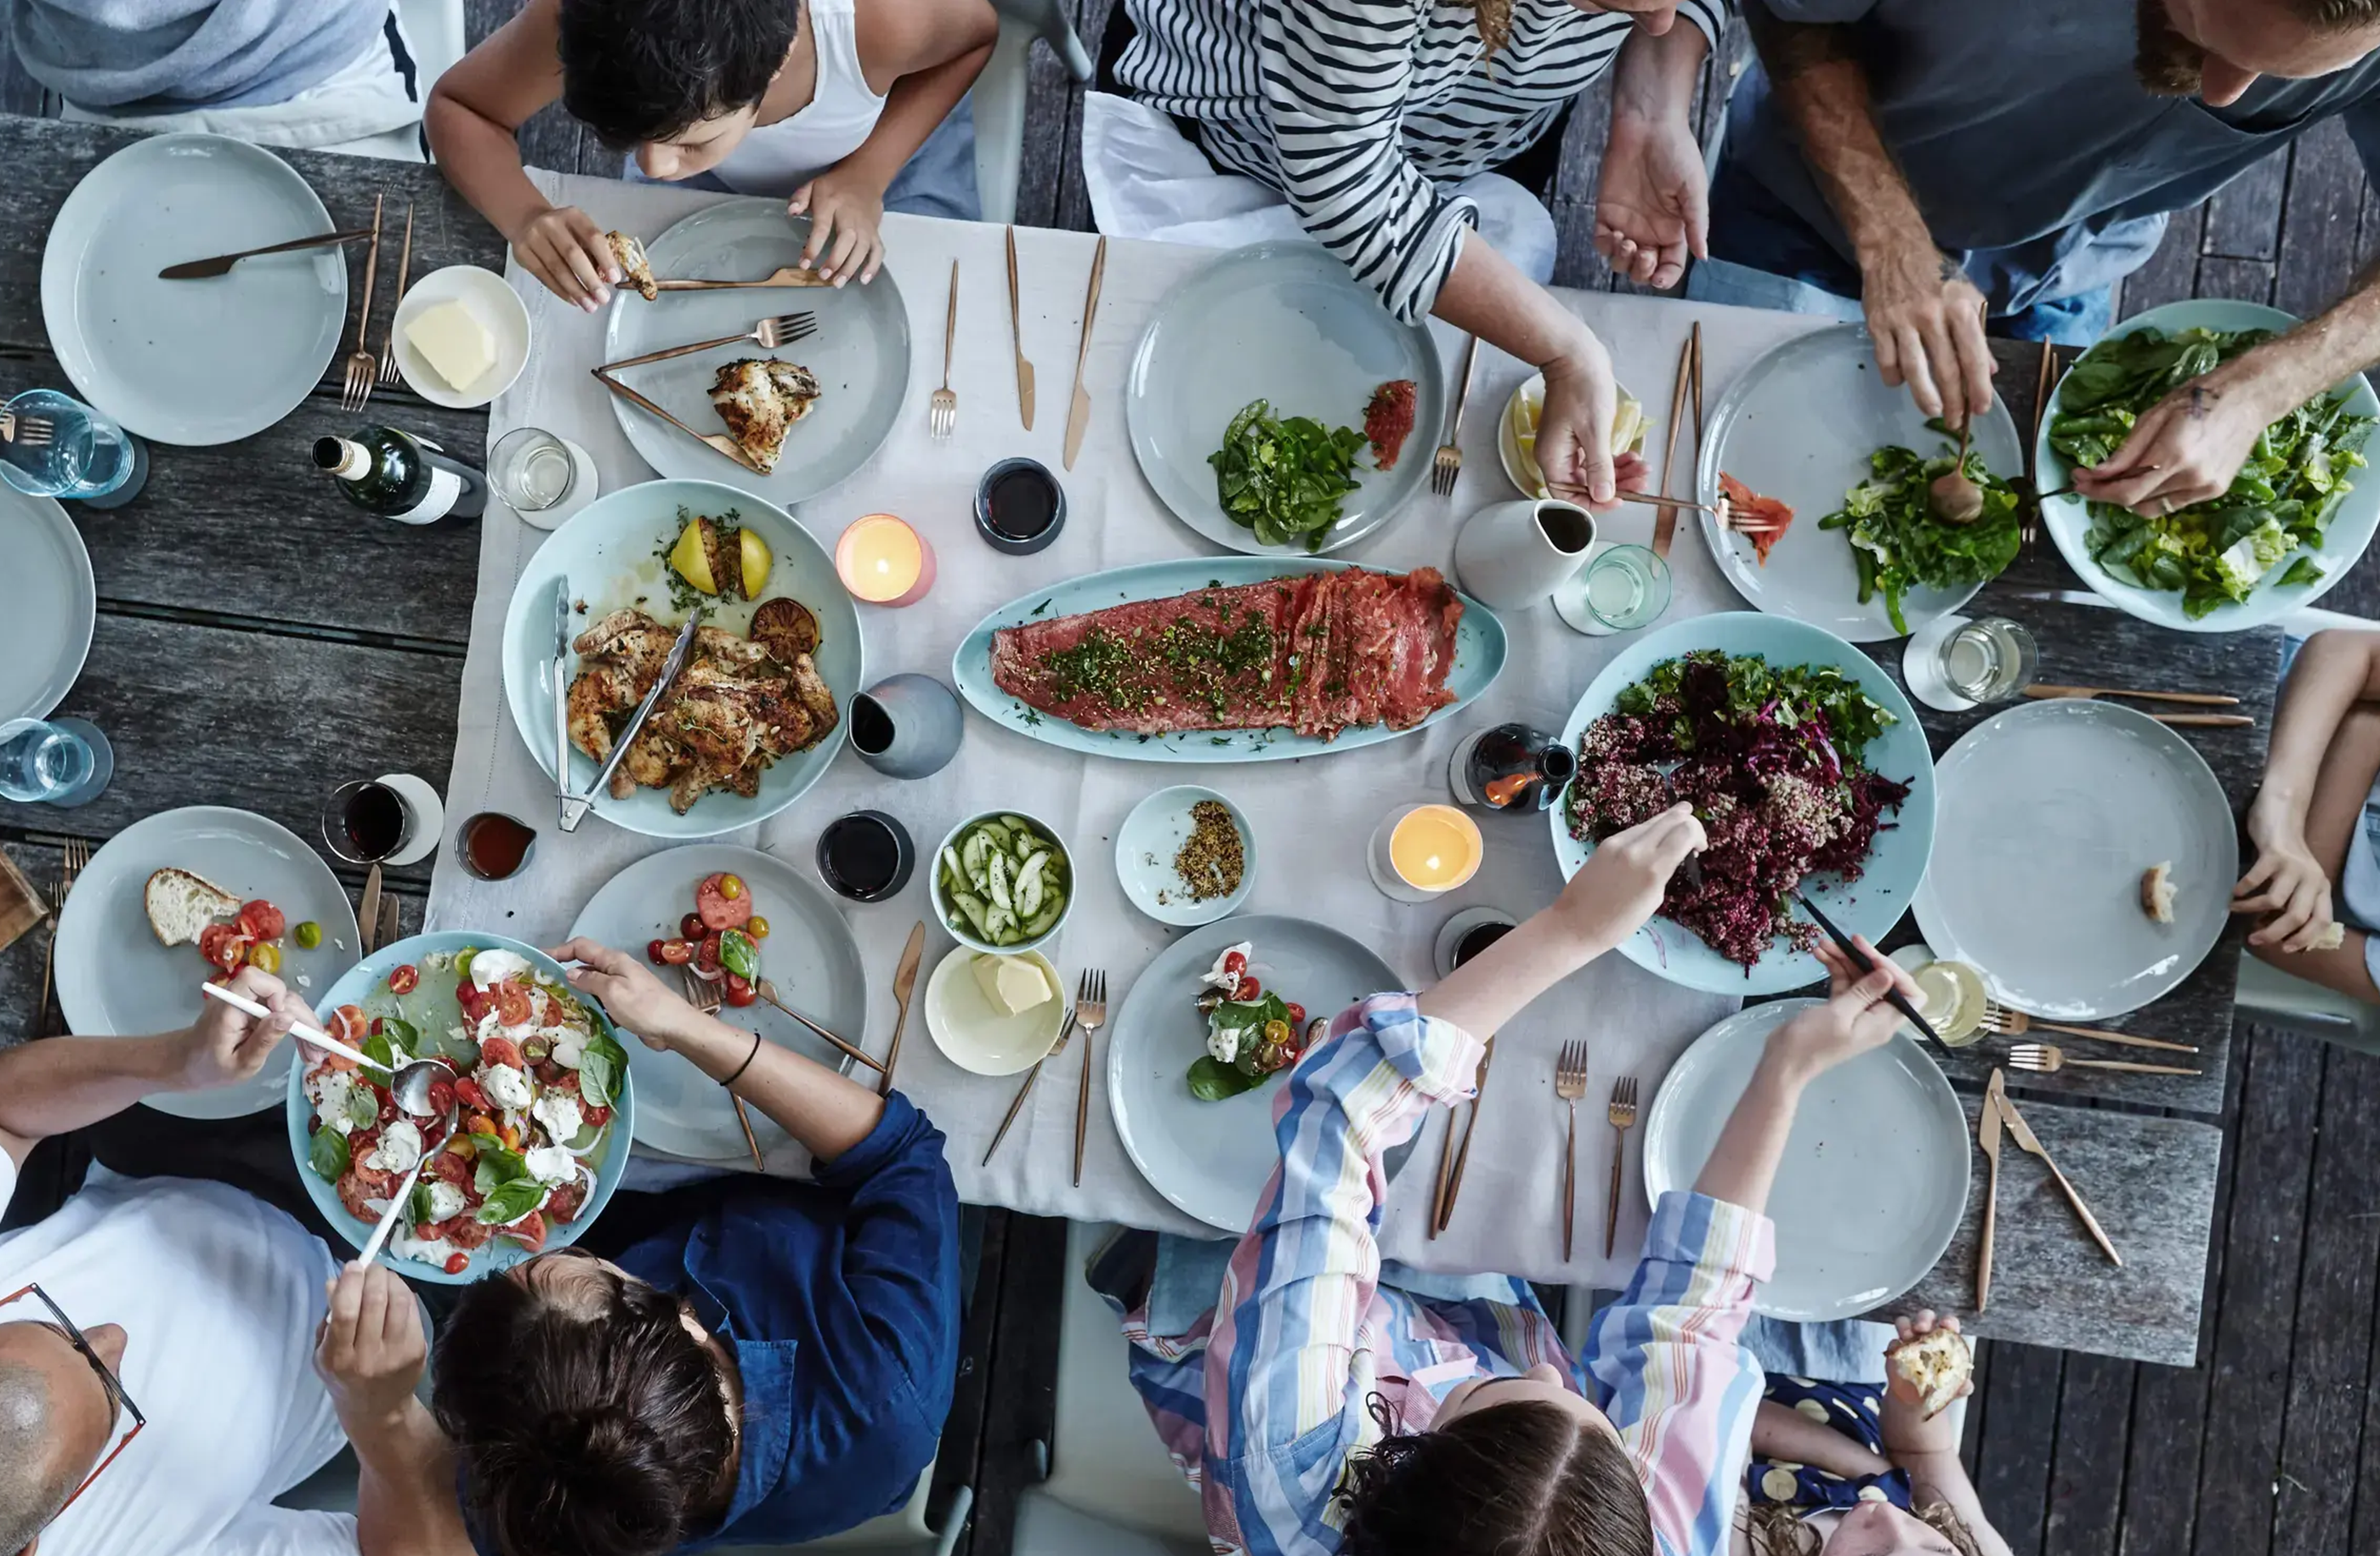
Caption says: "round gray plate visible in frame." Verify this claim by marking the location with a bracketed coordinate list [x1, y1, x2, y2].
[54, 806, 361, 1119]
[0, 484, 94, 721]
[1912, 699, 2237, 1019]
[1107, 914, 1413, 1233]
[1643, 999, 1969, 1321]
[602, 200, 911, 503]
[1696, 325, 2022, 642]
[569, 844, 867, 1162]
[1127, 241, 1445, 556]
[41, 133, 346, 446]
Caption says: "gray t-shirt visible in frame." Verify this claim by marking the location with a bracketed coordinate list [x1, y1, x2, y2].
[1726, 0, 2380, 311]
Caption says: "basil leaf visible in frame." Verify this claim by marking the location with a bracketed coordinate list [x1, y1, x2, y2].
[469, 1134, 529, 1183]
[309, 1129, 350, 1180]
[362, 1033, 397, 1072]
[411, 1181, 439, 1227]
[473, 1159, 502, 1197]
[476, 1178, 549, 1226]
[1187, 1056, 1265, 1102]
[344, 1088, 379, 1131]
[379, 1016, 421, 1053]
[718, 930, 759, 982]
[578, 1044, 615, 1111]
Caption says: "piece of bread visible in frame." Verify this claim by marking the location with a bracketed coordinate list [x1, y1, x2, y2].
[2141, 862, 2177, 924]
[2310, 920, 2348, 952]
[1888, 1327, 1973, 1420]
[145, 867, 241, 947]
[607, 231, 658, 302]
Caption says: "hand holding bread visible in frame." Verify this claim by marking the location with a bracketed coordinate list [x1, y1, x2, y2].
[1883, 1311, 1974, 1457]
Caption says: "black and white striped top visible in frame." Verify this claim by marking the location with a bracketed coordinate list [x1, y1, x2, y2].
[1118, 0, 1727, 323]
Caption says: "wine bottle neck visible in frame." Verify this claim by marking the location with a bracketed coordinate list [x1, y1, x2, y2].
[315, 436, 371, 482]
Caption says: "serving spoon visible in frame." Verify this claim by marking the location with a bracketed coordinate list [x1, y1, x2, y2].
[1930, 422, 1985, 524]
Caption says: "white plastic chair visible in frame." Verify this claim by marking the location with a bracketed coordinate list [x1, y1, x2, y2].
[330, 0, 466, 162]
[2233, 947, 2380, 1055]
[972, 0, 1095, 225]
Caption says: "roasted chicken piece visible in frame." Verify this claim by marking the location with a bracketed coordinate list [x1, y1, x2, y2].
[708, 358, 822, 474]
[607, 232, 658, 301]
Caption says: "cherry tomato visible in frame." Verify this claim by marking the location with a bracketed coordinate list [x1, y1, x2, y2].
[581, 1104, 611, 1129]
[456, 982, 487, 1021]
[245, 942, 281, 975]
[462, 1109, 498, 1139]
[499, 1121, 523, 1151]
[444, 1252, 471, 1275]
[1223, 950, 1248, 976]
[534, 1060, 565, 1086]
[694, 932, 725, 982]
[648, 939, 670, 965]
[445, 1216, 493, 1249]
[198, 922, 237, 968]
[547, 1180, 588, 1225]
[426, 1078, 456, 1117]
[429, 1151, 473, 1187]
[235, 900, 286, 942]
[681, 912, 708, 941]
[1235, 976, 1261, 1001]
[659, 937, 696, 966]
[453, 1076, 490, 1114]
[388, 964, 420, 995]
[479, 1035, 524, 1072]
[1286, 1003, 1306, 1029]
[498, 1213, 549, 1253]
[695, 874, 754, 931]
[723, 973, 756, 1008]
[378, 1100, 400, 1124]
[493, 982, 534, 1027]
[745, 915, 771, 941]
[330, 1005, 371, 1044]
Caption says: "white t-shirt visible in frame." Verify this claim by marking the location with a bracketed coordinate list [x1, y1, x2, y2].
[0, 1156, 360, 1556]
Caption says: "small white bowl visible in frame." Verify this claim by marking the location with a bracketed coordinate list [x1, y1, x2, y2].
[922, 944, 1067, 1076]
[1115, 785, 1255, 926]
[392, 264, 531, 410]
[1498, 374, 1647, 498]
[930, 810, 1074, 957]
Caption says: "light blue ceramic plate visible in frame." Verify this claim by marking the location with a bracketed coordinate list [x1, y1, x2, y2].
[499, 478, 864, 838]
[42, 133, 346, 445]
[951, 557, 1506, 763]
[1126, 240, 1447, 555]
[1115, 785, 1255, 926]
[1549, 612, 1936, 995]
[285, 931, 635, 1285]
[2036, 298, 2380, 632]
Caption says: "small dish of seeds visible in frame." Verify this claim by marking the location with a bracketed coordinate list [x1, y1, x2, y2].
[1114, 784, 1255, 926]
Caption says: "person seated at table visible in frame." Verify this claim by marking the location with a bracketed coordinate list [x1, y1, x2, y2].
[0, 965, 370, 1556]
[1102, 802, 1928, 1556]
[1735, 1312, 2009, 1556]
[333, 936, 961, 1556]
[427, 0, 998, 311]
[1083, 0, 1726, 507]
[1698, 0, 2380, 490]
[2234, 627, 2380, 999]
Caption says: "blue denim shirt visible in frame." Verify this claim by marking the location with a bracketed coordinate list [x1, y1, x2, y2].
[617, 1093, 961, 1549]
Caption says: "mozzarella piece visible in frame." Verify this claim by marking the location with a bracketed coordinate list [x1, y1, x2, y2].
[547, 1027, 586, 1070]
[312, 1070, 366, 1136]
[480, 1063, 534, 1111]
[1202, 942, 1254, 995]
[530, 1089, 583, 1145]
[524, 1145, 577, 1185]
[468, 949, 531, 991]
[1207, 1021, 1241, 1065]
[423, 1180, 468, 1223]
[366, 1120, 423, 1174]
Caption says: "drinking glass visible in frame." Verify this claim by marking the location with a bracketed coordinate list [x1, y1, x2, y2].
[0, 717, 111, 806]
[1, 389, 141, 503]
[1904, 615, 2039, 710]
[490, 427, 596, 517]
[321, 778, 415, 865]
[1554, 542, 1672, 636]
[818, 812, 915, 902]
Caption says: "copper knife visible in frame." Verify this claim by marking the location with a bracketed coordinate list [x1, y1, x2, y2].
[1977, 1069, 2005, 1311]
[159, 229, 376, 280]
[1996, 1085, 2122, 1266]
[2022, 683, 2241, 705]
[1007, 225, 1034, 431]
[1062, 236, 1106, 471]
[359, 863, 383, 956]
[877, 921, 926, 1097]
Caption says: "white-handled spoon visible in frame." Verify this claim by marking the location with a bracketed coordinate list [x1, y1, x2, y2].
[200, 981, 389, 1073]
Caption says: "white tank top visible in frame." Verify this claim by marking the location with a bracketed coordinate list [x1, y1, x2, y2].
[709, 0, 887, 198]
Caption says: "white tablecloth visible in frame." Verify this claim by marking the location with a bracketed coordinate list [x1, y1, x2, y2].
[425, 167, 1826, 1287]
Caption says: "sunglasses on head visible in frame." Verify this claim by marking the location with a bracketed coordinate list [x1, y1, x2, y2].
[0, 1283, 145, 1513]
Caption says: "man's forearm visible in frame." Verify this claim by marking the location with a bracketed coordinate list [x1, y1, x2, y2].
[0, 1033, 184, 1151]
[353, 1402, 476, 1556]
[1746, 7, 1931, 269]
[663, 1009, 886, 1162]
[2232, 269, 2380, 421]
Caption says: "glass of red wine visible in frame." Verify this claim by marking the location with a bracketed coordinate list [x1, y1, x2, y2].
[321, 778, 414, 866]
[816, 811, 915, 902]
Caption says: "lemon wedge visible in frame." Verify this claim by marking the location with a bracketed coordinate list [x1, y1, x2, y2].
[668, 518, 718, 595]
[739, 527, 773, 598]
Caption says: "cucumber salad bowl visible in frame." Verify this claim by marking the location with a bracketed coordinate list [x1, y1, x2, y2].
[933, 812, 1074, 956]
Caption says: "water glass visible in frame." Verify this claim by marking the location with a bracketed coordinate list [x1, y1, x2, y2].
[1905, 615, 2040, 710]
[1, 389, 139, 502]
[489, 427, 597, 524]
[1555, 542, 1673, 636]
[0, 717, 113, 807]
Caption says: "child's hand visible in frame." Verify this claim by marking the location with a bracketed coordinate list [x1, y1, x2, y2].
[1762, 933, 1918, 1084]
[789, 172, 887, 286]
[1552, 802, 1704, 955]
[1881, 1310, 1971, 1457]
[511, 205, 622, 311]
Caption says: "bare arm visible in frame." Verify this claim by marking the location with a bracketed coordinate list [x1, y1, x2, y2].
[1594, 14, 1714, 287]
[320, 1265, 477, 1556]
[2236, 630, 2380, 951]
[1749, 1399, 1890, 1478]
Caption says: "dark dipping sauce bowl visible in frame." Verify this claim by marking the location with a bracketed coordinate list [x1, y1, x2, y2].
[974, 457, 1066, 556]
[456, 812, 537, 881]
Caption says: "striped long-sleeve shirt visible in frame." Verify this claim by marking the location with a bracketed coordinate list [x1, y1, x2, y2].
[1116, 0, 1729, 323]
[1113, 993, 1775, 1556]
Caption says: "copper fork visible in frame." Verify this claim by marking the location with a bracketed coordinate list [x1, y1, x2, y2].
[1604, 1076, 1639, 1258]
[37, 837, 88, 1038]
[601, 314, 819, 371]
[679, 966, 766, 1170]
[341, 193, 383, 413]
[983, 970, 1089, 1168]
[377, 202, 414, 386]
[0, 412, 54, 447]
[1431, 334, 1478, 497]
[2010, 1041, 2200, 1078]
[1556, 1039, 1590, 1261]
[1976, 1003, 2197, 1054]
[929, 259, 958, 440]
[1070, 969, 1108, 1185]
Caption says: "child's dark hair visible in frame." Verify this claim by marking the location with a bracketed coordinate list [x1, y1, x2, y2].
[558, 0, 800, 149]
[1335, 1395, 1655, 1556]
[431, 1253, 737, 1556]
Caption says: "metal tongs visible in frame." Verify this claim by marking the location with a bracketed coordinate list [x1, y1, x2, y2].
[558, 608, 703, 833]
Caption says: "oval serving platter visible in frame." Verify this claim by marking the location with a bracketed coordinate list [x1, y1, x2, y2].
[950, 557, 1506, 763]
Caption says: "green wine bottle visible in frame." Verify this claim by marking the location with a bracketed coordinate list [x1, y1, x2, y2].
[314, 426, 489, 524]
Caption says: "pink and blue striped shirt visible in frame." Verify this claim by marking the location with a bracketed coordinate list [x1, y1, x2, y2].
[1117, 993, 1775, 1556]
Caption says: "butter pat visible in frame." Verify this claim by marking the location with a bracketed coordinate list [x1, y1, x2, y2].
[406, 299, 496, 393]
[972, 953, 1052, 1016]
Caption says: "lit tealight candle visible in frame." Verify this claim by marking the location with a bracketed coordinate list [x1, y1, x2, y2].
[1368, 803, 1483, 903]
[836, 513, 936, 607]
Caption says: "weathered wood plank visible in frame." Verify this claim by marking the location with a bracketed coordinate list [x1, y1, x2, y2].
[2204, 150, 2292, 263]
[0, 614, 463, 886]
[2275, 120, 2368, 322]
[1976, 1342, 2062, 1556]
[2043, 1355, 2131, 1556]
[1549, 75, 1618, 292]
[2119, 203, 2207, 320]
[0, 841, 60, 1050]
[2196, 256, 2279, 306]
[971, 1213, 1072, 1556]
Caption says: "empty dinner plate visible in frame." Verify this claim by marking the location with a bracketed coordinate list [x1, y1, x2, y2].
[601, 199, 910, 503]
[1642, 999, 1969, 1321]
[1696, 325, 2022, 642]
[1912, 699, 2237, 1019]
[53, 806, 361, 1119]
[42, 134, 347, 445]
[0, 484, 94, 721]
[1127, 240, 1445, 556]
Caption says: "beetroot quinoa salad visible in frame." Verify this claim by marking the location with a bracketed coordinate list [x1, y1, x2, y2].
[1566, 648, 1913, 970]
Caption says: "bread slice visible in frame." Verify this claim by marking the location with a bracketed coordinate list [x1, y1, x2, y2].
[2141, 862, 2177, 924]
[1888, 1327, 1973, 1420]
[2311, 920, 2348, 952]
[145, 867, 241, 947]
[607, 231, 658, 302]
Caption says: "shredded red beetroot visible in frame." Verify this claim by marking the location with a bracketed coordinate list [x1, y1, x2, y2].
[1365, 380, 1417, 469]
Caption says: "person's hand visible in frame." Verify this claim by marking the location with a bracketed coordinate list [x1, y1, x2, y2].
[180, 965, 306, 1091]
[546, 937, 700, 1051]
[1861, 240, 1996, 429]
[2234, 808, 2336, 952]
[510, 204, 621, 312]
[789, 170, 887, 286]
[1593, 105, 1708, 289]
[314, 1261, 427, 1440]
[2068, 358, 2282, 516]
[1763, 933, 1918, 1084]
[1880, 1310, 1970, 1457]
[1555, 802, 1705, 953]
[1535, 331, 1623, 506]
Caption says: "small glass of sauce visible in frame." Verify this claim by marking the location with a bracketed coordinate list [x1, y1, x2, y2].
[1906, 957, 1986, 1047]
[974, 457, 1067, 556]
[456, 812, 537, 881]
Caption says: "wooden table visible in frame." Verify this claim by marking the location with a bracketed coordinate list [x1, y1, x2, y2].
[0, 116, 2235, 1364]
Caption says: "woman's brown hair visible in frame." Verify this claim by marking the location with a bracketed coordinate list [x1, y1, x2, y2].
[1334, 1395, 1655, 1556]
[432, 1253, 739, 1556]
[1743, 1499, 1986, 1556]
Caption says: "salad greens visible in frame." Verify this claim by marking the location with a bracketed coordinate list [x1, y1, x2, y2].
[1188, 991, 1295, 1101]
[2047, 325, 2373, 619]
[1816, 439, 2022, 636]
[1612, 649, 1896, 767]
[1208, 398, 1368, 551]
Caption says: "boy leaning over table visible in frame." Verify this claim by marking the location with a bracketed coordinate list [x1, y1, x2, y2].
[1097, 801, 1941, 1556]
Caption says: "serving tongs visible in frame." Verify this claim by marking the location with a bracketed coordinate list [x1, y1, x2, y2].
[558, 611, 703, 833]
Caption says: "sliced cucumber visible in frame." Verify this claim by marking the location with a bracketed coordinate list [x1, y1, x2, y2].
[951, 890, 994, 941]
[960, 830, 991, 880]
[942, 846, 965, 889]
[987, 849, 1013, 912]
[1000, 814, 1034, 835]
[1014, 852, 1049, 916]
[1021, 894, 1065, 939]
